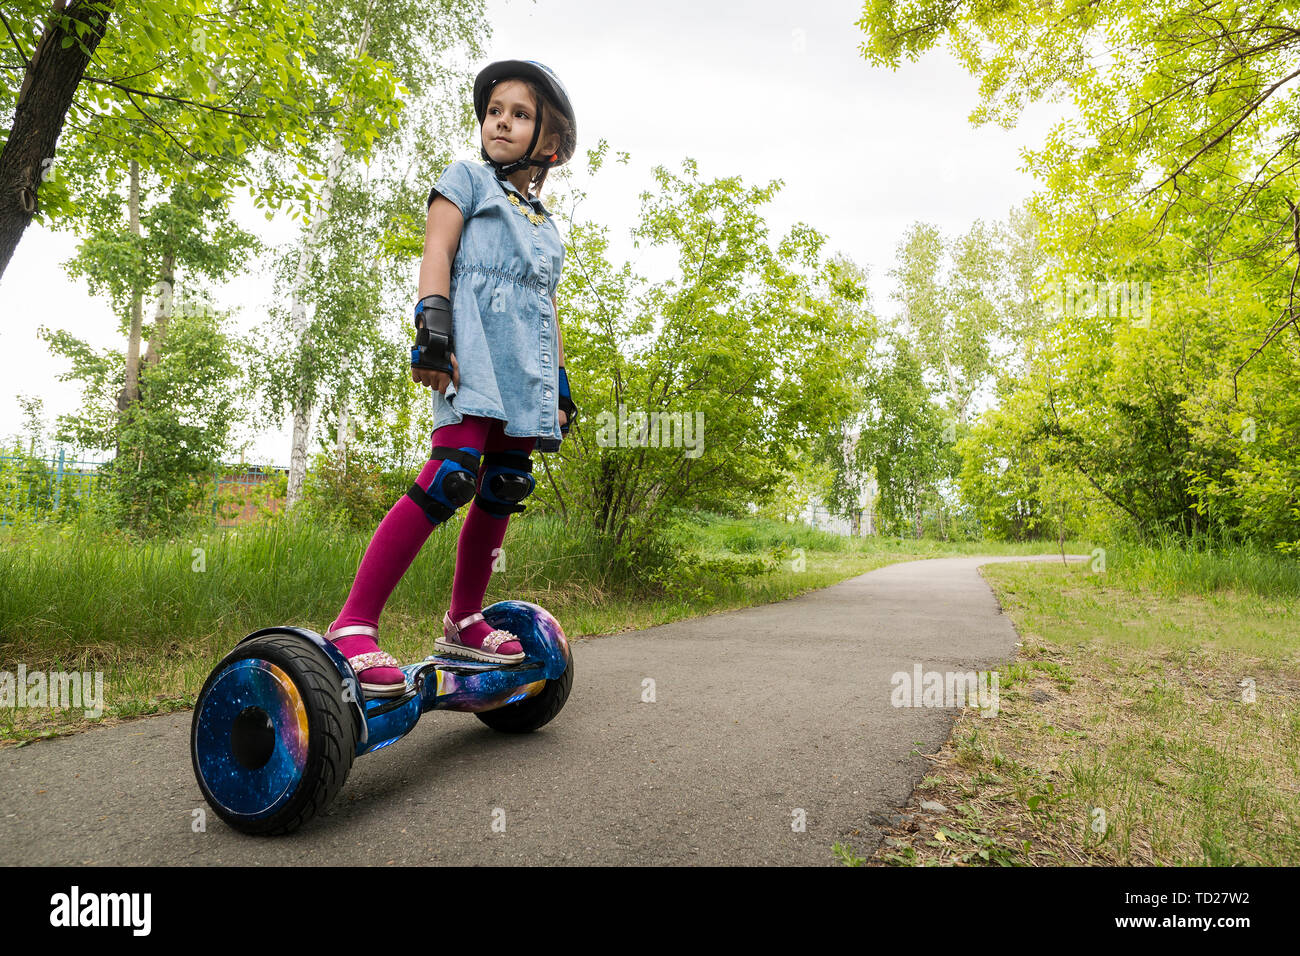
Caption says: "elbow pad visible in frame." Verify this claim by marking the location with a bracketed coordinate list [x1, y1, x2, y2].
[412, 294, 454, 374]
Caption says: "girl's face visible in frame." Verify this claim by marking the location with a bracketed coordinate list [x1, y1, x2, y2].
[483, 79, 557, 162]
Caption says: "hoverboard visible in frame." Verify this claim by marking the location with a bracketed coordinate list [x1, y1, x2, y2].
[190, 600, 572, 835]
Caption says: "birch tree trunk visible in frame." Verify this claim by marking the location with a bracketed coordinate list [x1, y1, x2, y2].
[118, 159, 144, 412]
[285, 1, 378, 507]
[142, 248, 175, 370]
[285, 136, 346, 506]
[335, 396, 350, 463]
[942, 345, 961, 424]
[332, 244, 384, 466]
[913, 480, 923, 539]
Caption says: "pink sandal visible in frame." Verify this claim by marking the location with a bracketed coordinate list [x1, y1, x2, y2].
[434, 610, 525, 664]
[325, 624, 408, 698]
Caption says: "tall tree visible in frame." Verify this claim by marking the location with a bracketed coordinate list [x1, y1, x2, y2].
[40, 291, 248, 532]
[0, 1, 403, 281]
[0, 0, 113, 276]
[54, 169, 259, 429]
[889, 220, 1003, 427]
[852, 334, 956, 538]
[539, 145, 871, 558]
[860, 0, 1300, 551]
[857, 0, 1300, 373]
[257, 0, 487, 507]
[7, 0, 407, 496]
[809, 254, 879, 526]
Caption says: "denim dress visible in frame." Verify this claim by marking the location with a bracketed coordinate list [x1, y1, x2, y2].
[425, 159, 565, 443]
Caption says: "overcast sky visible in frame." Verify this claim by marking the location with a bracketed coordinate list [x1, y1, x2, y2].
[0, 0, 1064, 464]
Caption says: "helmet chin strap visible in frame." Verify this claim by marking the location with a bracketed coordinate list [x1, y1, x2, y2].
[481, 95, 553, 182]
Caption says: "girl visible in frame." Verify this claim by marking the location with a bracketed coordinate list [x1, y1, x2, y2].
[324, 59, 579, 698]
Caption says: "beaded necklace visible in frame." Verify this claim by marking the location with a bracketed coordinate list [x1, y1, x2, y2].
[497, 178, 548, 225]
[506, 191, 547, 225]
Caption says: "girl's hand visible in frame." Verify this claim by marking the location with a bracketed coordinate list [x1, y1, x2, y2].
[558, 408, 568, 428]
[413, 353, 460, 394]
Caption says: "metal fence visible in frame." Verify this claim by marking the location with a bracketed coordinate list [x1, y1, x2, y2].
[209, 465, 289, 525]
[0, 447, 288, 527]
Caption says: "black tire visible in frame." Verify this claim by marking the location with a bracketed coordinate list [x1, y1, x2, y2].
[475, 656, 574, 734]
[191, 633, 357, 836]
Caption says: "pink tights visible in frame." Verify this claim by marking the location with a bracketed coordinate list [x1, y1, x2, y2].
[328, 415, 536, 651]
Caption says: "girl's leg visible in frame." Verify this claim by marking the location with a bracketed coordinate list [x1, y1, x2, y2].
[446, 419, 538, 653]
[328, 416, 495, 684]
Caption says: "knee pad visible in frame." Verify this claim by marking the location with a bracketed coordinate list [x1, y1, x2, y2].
[406, 445, 482, 525]
[474, 450, 536, 517]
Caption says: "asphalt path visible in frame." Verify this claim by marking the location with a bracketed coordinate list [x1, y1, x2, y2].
[1, 553, 1085, 865]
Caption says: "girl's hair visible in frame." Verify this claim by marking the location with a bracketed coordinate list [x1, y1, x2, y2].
[516, 78, 575, 198]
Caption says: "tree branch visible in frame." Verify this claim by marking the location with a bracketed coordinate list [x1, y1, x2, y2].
[80, 74, 265, 117]
[1233, 196, 1300, 399]
[0, 8, 31, 64]
[1144, 67, 1300, 199]
[119, 87, 204, 164]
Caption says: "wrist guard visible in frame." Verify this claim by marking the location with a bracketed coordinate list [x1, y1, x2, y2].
[412, 294, 453, 374]
[558, 366, 576, 434]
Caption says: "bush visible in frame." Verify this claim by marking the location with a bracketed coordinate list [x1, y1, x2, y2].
[614, 507, 776, 599]
[95, 451, 216, 536]
[298, 450, 411, 532]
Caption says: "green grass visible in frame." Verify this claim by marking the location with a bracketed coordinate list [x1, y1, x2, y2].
[10, 505, 1297, 865]
[859, 541, 1300, 867]
[1, 508, 1078, 743]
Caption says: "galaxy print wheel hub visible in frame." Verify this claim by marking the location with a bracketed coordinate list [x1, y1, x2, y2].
[193, 659, 309, 820]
